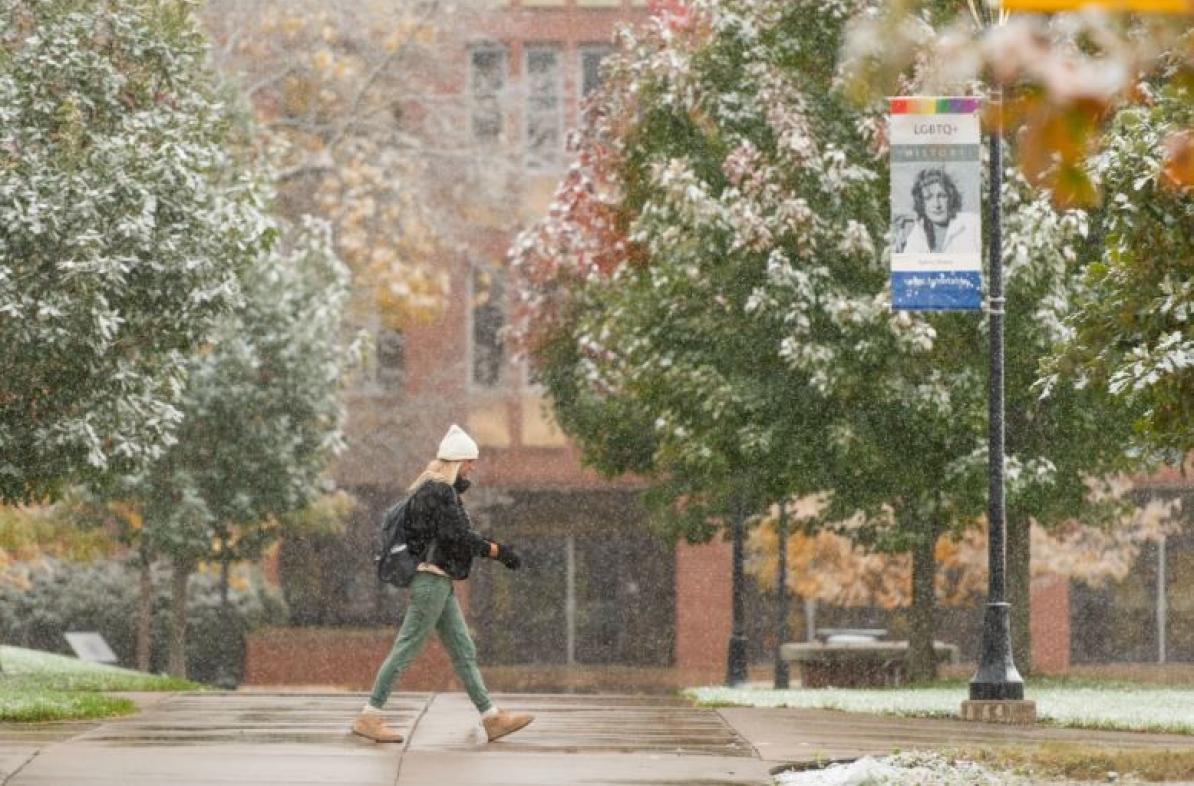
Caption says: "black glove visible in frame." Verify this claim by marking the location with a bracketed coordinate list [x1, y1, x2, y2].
[494, 543, 521, 570]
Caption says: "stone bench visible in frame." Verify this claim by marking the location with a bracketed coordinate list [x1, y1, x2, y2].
[780, 639, 960, 688]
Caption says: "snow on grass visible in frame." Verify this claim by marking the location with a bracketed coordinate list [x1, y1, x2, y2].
[775, 751, 1036, 785]
[687, 683, 1194, 735]
[2, 645, 130, 675]
[0, 645, 201, 721]
[0, 645, 198, 691]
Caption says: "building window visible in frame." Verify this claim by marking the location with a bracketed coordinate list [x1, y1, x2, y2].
[471, 265, 505, 387]
[376, 327, 404, 391]
[524, 44, 563, 170]
[470, 45, 506, 144]
[579, 44, 614, 99]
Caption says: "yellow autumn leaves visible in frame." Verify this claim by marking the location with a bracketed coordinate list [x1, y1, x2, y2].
[0, 506, 119, 588]
[205, 0, 472, 331]
[747, 498, 1182, 611]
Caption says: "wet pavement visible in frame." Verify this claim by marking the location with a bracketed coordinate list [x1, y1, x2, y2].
[0, 720, 97, 785]
[406, 693, 754, 757]
[2, 693, 1192, 785]
[395, 693, 766, 786]
[719, 706, 1194, 764]
[0, 692, 771, 785]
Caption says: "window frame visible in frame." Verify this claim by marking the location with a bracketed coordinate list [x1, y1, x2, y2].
[577, 43, 615, 102]
[374, 326, 405, 392]
[467, 261, 507, 390]
[468, 42, 508, 146]
[522, 42, 565, 172]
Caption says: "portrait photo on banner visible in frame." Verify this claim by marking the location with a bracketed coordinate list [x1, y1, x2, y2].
[890, 161, 981, 256]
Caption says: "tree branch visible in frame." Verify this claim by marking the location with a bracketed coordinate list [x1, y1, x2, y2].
[276, 155, 337, 183]
[248, 65, 300, 98]
[327, 0, 442, 152]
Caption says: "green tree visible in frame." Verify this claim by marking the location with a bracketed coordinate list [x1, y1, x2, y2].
[122, 218, 363, 678]
[514, 0, 963, 675]
[513, 0, 1145, 678]
[841, 0, 1187, 668]
[0, 0, 273, 503]
[1045, 82, 1194, 459]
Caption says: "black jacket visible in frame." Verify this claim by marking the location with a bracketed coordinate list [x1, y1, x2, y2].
[406, 477, 491, 580]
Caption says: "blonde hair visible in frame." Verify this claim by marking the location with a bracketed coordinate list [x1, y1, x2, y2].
[409, 458, 462, 492]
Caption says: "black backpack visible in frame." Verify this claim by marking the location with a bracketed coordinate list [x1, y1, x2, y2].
[375, 497, 420, 588]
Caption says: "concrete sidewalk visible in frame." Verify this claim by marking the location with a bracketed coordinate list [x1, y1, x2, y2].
[719, 706, 1194, 764]
[0, 692, 770, 785]
[2, 692, 1192, 785]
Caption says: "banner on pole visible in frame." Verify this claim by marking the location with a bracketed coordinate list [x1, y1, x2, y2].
[889, 97, 983, 311]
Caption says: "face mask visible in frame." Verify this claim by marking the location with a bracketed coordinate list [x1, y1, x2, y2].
[453, 475, 471, 494]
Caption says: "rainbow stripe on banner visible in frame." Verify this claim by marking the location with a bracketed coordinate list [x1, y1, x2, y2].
[889, 97, 982, 115]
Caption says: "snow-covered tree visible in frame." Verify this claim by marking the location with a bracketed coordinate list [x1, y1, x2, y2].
[122, 218, 363, 678]
[512, 0, 1149, 677]
[842, 6, 1193, 456]
[512, 0, 896, 536]
[1044, 83, 1194, 458]
[843, 1, 1191, 663]
[0, 0, 273, 503]
[513, 0, 962, 672]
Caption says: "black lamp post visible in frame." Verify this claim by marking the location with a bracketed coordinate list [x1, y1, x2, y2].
[968, 89, 1025, 703]
[774, 500, 790, 689]
[726, 501, 748, 686]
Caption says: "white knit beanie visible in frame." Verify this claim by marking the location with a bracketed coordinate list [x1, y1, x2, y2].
[437, 424, 479, 461]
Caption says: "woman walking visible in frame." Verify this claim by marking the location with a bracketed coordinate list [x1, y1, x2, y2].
[352, 424, 533, 743]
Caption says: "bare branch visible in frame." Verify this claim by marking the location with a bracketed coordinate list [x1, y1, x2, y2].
[327, 0, 443, 152]
[248, 65, 300, 98]
[275, 151, 337, 183]
[267, 116, 337, 134]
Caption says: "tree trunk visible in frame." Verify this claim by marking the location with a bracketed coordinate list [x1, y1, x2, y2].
[215, 549, 238, 689]
[1008, 509, 1033, 675]
[167, 559, 190, 679]
[136, 549, 154, 672]
[907, 529, 939, 683]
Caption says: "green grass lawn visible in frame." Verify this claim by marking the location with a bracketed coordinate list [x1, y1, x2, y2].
[0, 645, 202, 722]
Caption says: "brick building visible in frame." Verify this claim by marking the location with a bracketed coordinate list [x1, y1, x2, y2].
[245, 0, 1194, 690]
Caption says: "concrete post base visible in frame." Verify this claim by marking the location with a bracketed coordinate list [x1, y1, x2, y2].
[960, 699, 1036, 724]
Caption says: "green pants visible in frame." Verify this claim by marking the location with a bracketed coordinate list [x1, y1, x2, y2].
[368, 571, 493, 713]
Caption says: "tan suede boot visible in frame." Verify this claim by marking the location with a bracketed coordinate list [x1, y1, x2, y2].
[482, 710, 534, 742]
[351, 710, 404, 743]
